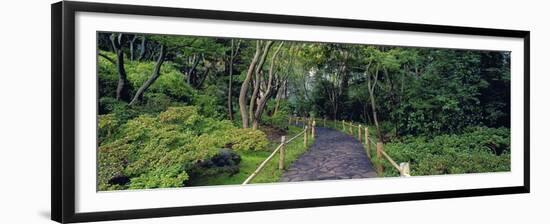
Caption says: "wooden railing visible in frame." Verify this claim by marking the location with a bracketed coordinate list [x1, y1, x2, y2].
[242, 125, 312, 185]
[290, 116, 410, 177]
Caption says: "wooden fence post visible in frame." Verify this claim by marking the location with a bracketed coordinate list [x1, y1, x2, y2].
[399, 162, 410, 177]
[376, 142, 384, 174]
[342, 120, 345, 130]
[289, 117, 292, 125]
[323, 118, 326, 127]
[304, 126, 308, 147]
[349, 122, 353, 135]
[365, 127, 371, 158]
[279, 136, 286, 170]
[358, 124, 362, 142]
[312, 120, 316, 139]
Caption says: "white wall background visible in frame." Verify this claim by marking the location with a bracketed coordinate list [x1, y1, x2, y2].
[0, 0, 546, 223]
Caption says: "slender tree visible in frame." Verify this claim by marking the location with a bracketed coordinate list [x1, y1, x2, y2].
[227, 40, 241, 121]
[110, 33, 131, 102]
[129, 35, 138, 61]
[366, 62, 382, 140]
[129, 45, 166, 105]
[138, 36, 146, 61]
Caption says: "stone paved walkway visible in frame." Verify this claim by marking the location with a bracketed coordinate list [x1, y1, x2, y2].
[280, 127, 377, 182]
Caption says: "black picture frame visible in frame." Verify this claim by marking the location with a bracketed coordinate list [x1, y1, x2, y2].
[51, 1, 530, 223]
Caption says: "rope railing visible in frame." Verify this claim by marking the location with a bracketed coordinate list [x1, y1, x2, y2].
[242, 126, 310, 185]
[290, 116, 411, 177]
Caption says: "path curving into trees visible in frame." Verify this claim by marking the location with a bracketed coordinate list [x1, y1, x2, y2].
[280, 127, 377, 182]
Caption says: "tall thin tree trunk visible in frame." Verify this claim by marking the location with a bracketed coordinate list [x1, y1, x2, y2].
[129, 45, 166, 105]
[367, 65, 382, 141]
[369, 91, 381, 140]
[227, 40, 241, 121]
[110, 33, 130, 102]
[186, 54, 200, 86]
[138, 36, 146, 61]
[227, 40, 235, 121]
[129, 35, 138, 61]
[239, 41, 262, 128]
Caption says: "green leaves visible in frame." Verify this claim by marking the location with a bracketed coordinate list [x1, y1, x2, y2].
[98, 106, 268, 191]
[378, 127, 511, 177]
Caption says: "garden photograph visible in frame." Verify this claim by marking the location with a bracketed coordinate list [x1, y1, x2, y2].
[96, 32, 511, 191]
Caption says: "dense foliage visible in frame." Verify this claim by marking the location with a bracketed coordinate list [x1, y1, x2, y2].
[96, 31, 511, 189]
[98, 106, 267, 190]
[375, 127, 510, 176]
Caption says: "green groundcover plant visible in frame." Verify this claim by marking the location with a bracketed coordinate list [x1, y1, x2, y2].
[98, 106, 268, 191]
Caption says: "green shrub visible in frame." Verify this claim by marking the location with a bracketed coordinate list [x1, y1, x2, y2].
[140, 93, 179, 113]
[377, 127, 511, 176]
[191, 85, 224, 119]
[98, 97, 127, 115]
[98, 54, 120, 98]
[227, 128, 269, 152]
[98, 106, 269, 190]
[98, 114, 120, 143]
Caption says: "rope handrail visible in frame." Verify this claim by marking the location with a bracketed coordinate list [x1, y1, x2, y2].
[368, 137, 376, 145]
[242, 143, 284, 185]
[347, 123, 360, 128]
[285, 129, 307, 143]
[380, 150, 400, 171]
[242, 126, 308, 185]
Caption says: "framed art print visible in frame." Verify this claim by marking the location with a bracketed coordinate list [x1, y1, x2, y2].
[51, 1, 530, 223]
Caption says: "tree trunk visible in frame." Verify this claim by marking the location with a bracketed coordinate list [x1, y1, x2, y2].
[186, 54, 200, 86]
[367, 65, 382, 141]
[239, 41, 262, 128]
[251, 42, 283, 129]
[138, 36, 146, 61]
[195, 66, 210, 89]
[110, 33, 130, 102]
[129, 45, 166, 105]
[369, 91, 381, 140]
[129, 35, 138, 61]
[249, 41, 274, 124]
[252, 91, 273, 129]
[272, 82, 283, 116]
[227, 40, 241, 121]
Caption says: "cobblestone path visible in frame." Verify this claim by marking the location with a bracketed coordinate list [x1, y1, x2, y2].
[280, 127, 377, 182]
